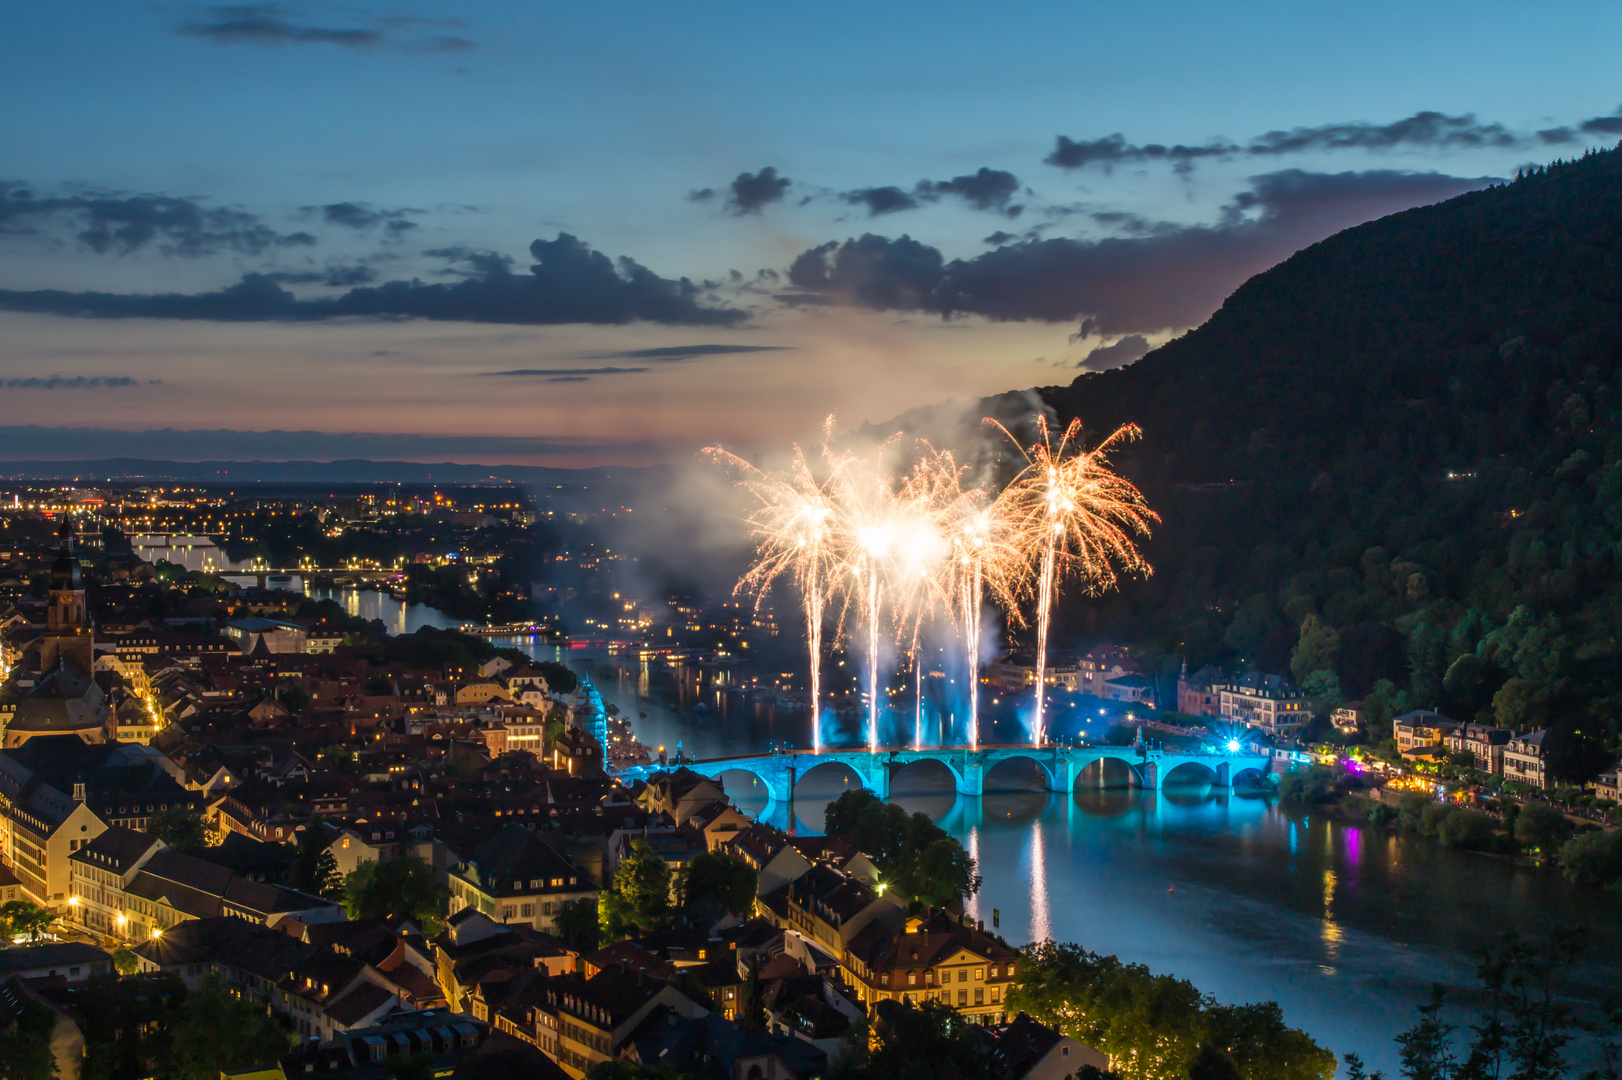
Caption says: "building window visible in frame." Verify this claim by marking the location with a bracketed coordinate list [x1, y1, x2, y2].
[975, 987, 984, 1005]
[958, 969, 967, 983]
[975, 968, 984, 981]
[907, 972, 917, 986]
[958, 990, 968, 1006]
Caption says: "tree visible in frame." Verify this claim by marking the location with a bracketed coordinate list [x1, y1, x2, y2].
[1394, 987, 1456, 1080]
[277, 683, 312, 714]
[1541, 714, 1613, 784]
[679, 852, 757, 914]
[0, 996, 57, 1080]
[553, 897, 600, 954]
[343, 855, 449, 935]
[1290, 614, 1340, 685]
[1512, 804, 1572, 858]
[1188, 1045, 1243, 1080]
[1558, 827, 1622, 887]
[317, 745, 362, 776]
[1007, 940, 1334, 1080]
[145, 805, 207, 850]
[599, 839, 672, 941]
[833, 1000, 990, 1080]
[289, 824, 343, 899]
[824, 791, 980, 908]
[158, 975, 289, 1080]
[112, 947, 139, 976]
[535, 660, 577, 695]
[0, 900, 55, 942]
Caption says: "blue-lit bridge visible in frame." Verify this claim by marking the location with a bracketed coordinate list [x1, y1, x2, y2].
[614, 744, 1273, 801]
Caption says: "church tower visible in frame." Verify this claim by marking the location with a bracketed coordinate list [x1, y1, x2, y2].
[40, 516, 94, 673]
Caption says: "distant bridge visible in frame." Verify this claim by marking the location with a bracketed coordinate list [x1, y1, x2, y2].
[614, 744, 1273, 801]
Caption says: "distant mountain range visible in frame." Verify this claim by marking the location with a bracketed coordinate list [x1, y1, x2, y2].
[0, 458, 651, 485]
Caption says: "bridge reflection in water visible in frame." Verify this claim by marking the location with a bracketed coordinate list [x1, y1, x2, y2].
[614, 744, 1271, 802]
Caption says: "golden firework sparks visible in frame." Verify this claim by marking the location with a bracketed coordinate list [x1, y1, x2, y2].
[987, 416, 1157, 746]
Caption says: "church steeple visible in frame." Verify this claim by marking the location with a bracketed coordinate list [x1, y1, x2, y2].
[41, 515, 93, 672]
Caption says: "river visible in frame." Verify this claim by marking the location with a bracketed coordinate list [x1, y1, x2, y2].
[352, 594, 1622, 1073]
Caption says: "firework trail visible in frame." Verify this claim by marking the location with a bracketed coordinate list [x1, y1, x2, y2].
[987, 418, 1157, 745]
[704, 429, 845, 753]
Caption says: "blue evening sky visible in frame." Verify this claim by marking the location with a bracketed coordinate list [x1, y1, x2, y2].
[0, 1, 1616, 464]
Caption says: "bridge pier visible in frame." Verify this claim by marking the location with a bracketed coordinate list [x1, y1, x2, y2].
[1214, 761, 1231, 788]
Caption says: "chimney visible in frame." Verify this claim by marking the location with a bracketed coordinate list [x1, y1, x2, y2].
[72, 781, 86, 802]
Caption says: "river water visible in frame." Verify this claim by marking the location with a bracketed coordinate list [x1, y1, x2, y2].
[351, 594, 1622, 1073]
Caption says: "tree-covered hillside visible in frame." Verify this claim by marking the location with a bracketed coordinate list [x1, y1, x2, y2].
[1025, 145, 1622, 764]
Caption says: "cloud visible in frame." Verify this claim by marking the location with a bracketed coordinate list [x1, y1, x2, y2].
[1046, 111, 1531, 172]
[477, 344, 790, 380]
[423, 246, 515, 277]
[263, 264, 378, 287]
[842, 168, 1023, 217]
[0, 181, 314, 257]
[725, 167, 791, 215]
[0, 425, 650, 462]
[1076, 335, 1150, 370]
[482, 366, 651, 381]
[916, 168, 1022, 214]
[843, 186, 922, 216]
[174, 5, 476, 53]
[586, 344, 790, 361]
[781, 168, 1491, 336]
[0, 232, 748, 326]
[315, 201, 421, 232]
[0, 375, 150, 389]
[1581, 109, 1622, 136]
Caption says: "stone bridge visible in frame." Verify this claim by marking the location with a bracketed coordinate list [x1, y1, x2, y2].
[615, 745, 1272, 802]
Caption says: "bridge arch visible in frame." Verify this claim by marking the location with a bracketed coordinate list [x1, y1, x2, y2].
[795, 757, 872, 797]
[981, 753, 1060, 794]
[1231, 765, 1271, 790]
[888, 756, 967, 795]
[1161, 760, 1222, 788]
[715, 766, 778, 802]
[1073, 756, 1145, 790]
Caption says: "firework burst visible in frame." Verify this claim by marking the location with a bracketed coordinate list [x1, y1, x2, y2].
[988, 417, 1158, 745]
[711, 411, 1154, 756]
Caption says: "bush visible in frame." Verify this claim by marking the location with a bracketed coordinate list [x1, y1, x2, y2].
[1513, 804, 1574, 857]
[1436, 809, 1497, 851]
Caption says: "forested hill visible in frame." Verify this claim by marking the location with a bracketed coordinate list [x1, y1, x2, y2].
[1030, 145, 1622, 760]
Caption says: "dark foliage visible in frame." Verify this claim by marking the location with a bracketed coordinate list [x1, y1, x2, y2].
[824, 790, 980, 907]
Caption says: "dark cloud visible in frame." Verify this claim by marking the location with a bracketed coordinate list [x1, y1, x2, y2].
[1581, 110, 1622, 136]
[0, 425, 650, 461]
[263, 264, 378, 287]
[725, 167, 791, 215]
[589, 344, 790, 361]
[313, 202, 421, 237]
[174, 5, 477, 53]
[843, 186, 922, 216]
[0, 181, 314, 257]
[482, 367, 651, 379]
[983, 231, 1019, 246]
[424, 246, 515, 277]
[916, 168, 1022, 214]
[0, 375, 149, 389]
[687, 188, 716, 203]
[1077, 335, 1150, 370]
[0, 232, 747, 327]
[1047, 111, 1529, 172]
[782, 169, 1490, 336]
[842, 168, 1023, 217]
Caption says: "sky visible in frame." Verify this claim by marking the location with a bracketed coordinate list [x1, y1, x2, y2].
[1, 1, 1619, 466]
